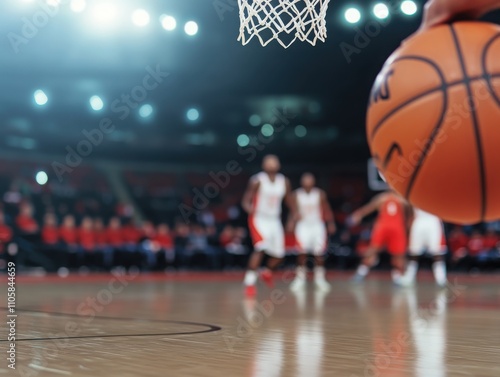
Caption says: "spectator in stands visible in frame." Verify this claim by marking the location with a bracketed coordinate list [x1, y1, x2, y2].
[94, 217, 112, 268]
[59, 215, 78, 247]
[448, 226, 469, 265]
[0, 211, 13, 254]
[79, 217, 96, 252]
[468, 231, 484, 258]
[41, 213, 59, 246]
[478, 229, 500, 263]
[153, 223, 175, 267]
[16, 202, 39, 235]
[106, 217, 123, 249]
[174, 223, 189, 267]
[221, 226, 248, 269]
[141, 221, 156, 240]
[184, 224, 218, 269]
[59, 214, 81, 267]
[122, 219, 142, 252]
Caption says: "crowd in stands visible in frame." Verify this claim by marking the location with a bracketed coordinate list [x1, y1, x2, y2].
[1, 159, 500, 274]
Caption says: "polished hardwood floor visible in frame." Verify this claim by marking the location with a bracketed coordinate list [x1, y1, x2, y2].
[1, 271, 499, 376]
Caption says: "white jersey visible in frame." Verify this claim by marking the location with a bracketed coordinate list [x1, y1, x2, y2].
[414, 208, 441, 223]
[296, 188, 323, 224]
[252, 172, 286, 218]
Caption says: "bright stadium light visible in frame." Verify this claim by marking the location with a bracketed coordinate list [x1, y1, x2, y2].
[401, 0, 418, 15]
[91, 3, 118, 28]
[373, 3, 390, 19]
[160, 15, 177, 31]
[187, 108, 200, 122]
[237, 134, 250, 147]
[344, 7, 361, 24]
[184, 21, 199, 36]
[70, 0, 86, 13]
[261, 124, 274, 137]
[139, 104, 153, 118]
[249, 114, 261, 127]
[294, 125, 307, 138]
[132, 9, 150, 27]
[90, 95, 104, 111]
[36, 171, 48, 186]
[34, 90, 48, 106]
[46, 0, 62, 6]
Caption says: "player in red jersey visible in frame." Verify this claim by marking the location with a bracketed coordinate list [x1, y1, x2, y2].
[350, 191, 413, 285]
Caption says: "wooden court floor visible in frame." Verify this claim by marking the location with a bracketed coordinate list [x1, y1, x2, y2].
[1, 272, 500, 377]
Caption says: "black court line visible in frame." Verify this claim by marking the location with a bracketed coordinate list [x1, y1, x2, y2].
[0, 307, 221, 342]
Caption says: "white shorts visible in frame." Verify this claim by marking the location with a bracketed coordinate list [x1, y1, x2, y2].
[248, 215, 285, 258]
[409, 217, 445, 256]
[295, 221, 327, 256]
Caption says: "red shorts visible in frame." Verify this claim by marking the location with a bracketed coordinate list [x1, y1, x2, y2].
[371, 222, 407, 256]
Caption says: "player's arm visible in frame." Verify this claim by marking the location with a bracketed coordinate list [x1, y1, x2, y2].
[320, 190, 336, 235]
[241, 178, 259, 214]
[286, 190, 299, 232]
[284, 178, 298, 222]
[420, 0, 500, 31]
[404, 203, 415, 234]
[350, 194, 384, 226]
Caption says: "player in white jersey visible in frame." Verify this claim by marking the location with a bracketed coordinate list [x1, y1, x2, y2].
[403, 208, 447, 287]
[289, 173, 336, 292]
[242, 155, 295, 297]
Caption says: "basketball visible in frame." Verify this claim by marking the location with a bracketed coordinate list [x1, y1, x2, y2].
[366, 22, 500, 225]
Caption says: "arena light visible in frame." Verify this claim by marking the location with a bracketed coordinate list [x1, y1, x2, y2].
[139, 104, 153, 118]
[344, 7, 361, 24]
[373, 3, 390, 19]
[401, 0, 418, 15]
[46, 0, 62, 6]
[34, 90, 48, 106]
[132, 9, 150, 27]
[70, 0, 86, 13]
[36, 171, 48, 186]
[184, 21, 199, 36]
[89, 95, 104, 111]
[237, 134, 250, 147]
[186, 108, 200, 122]
[91, 3, 118, 28]
[160, 15, 177, 31]
[249, 114, 261, 127]
[294, 125, 307, 138]
[261, 124, 274, 137]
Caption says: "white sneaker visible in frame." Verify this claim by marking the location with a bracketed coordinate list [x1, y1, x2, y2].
[314, 279, 331, 292]
[290, 278, 306, 291]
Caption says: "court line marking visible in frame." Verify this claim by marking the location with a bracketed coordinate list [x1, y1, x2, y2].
[28, 364, 72, 375]
[0, 308, 222, 342]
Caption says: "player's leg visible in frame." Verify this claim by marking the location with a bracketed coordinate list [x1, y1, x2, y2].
[430, 223, 447, 287]
[291, 222, 308, 290]
[312, 225, 330, 291]
[352, 224, 384, 282]
[404, 219, 425, 286]
[244, 216, 268, 295]
[388, 226, 408, 285]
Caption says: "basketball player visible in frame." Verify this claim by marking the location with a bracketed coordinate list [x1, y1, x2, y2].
[350, 191, 413, 285]
[289, 173, 336, 292]
[403, 208, 447, 287]
[242, 155, 295, 297]
[420, 0, 500, 31]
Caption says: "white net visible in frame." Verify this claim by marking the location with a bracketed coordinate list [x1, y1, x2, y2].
[238, 0, 331, 48]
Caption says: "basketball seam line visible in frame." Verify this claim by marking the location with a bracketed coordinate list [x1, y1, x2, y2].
[369, 72, 500, 142]
[481, 33, 500, 108]
[450, 24, 487, 221]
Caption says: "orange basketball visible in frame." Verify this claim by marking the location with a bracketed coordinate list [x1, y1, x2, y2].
[367, 22, 500, 225]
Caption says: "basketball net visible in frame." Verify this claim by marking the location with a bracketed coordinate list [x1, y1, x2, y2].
[238, 0, 330, 48]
